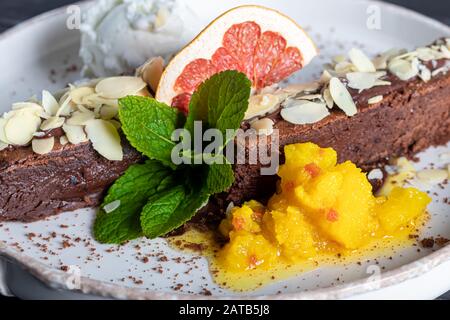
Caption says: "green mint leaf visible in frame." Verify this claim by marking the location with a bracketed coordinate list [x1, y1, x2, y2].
[167, 189, 210, 233]
[119, 96, 181, 168]
[205, 162, 235, 194]
[141, 183, 210, 239]
[94, 160, 176, 244]
[141, 160, 233, 239]
[141, 185, 185, 238]
[185, 70, 251, 136]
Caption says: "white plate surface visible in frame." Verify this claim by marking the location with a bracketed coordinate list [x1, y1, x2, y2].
[0, 0, 449, 300]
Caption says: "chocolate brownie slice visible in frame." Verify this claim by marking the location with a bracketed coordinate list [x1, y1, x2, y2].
[0, 136, 142, 221]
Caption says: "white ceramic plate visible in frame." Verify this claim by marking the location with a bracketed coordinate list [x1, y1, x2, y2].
[0, 0, 449, 300]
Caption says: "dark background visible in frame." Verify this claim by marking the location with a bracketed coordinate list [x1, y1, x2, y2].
[0, 0, 448, 301]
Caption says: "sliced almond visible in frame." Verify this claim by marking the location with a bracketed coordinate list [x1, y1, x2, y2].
[33, 131, 46, 138]
[32, 137, 54, 155]
[323, 87, 334, 109]
[70, 87, 95, 105]
[374, 80, 392, 86]
[431, 64, 450, 77]
[4, 112, 41, 145]
[440, 45, 450, 59]
[346, 72, 379, 91]
[0, 118, 9, 143]
[416, 169, 448, 185]
[52, 87, 70, 101]
[416, 47, 437, 61]
[136, 57, 164, 93]
[81, 94, 101, 108]
[281, 101, 330, 125]
[319, 70, 333, 84]
[250, 118, 274, 136]
[12, 102, 43, 114]
[38, 110, 51, 119]
[85, 119, 123, 161]
[77, 104, 93, 113]
[135, 88, 152, 97]
[58, 91, 70, 106]
[40, 116, 65, 131]
[372, 48, 406, 70]
[346, 71, 390, 91]
[95, 76, 147, 99]
[93, 105, 102, 117]
[334, 61, 355, 74]
[283, 98, 306, 109]
[60, 135, 69, 146]
[100, 105, 119, 120]
[368, 95, 383, 104]
[282, 82, 320, 94]
[295, 94, 323, 101]
[103, 200, 121, 213]
[108, 119, 122, 130]
[244, 94, 280, 120]
[56, 94, 74, 117]
[348, 48, 376, 72]
[83, 94, 119, 108]
[394, 51, 418, 61]
[62, 124, 88, 144]
[418, 65, 431, 82]
[42, 90, 60, 116]
[388, 59, 418, 80]
[66, 110, 96, 126]
[329, 77, 357, 116]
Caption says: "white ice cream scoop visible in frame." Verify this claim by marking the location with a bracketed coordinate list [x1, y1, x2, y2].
[80, 0, 202, 77]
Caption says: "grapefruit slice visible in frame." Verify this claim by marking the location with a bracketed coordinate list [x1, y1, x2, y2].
[156, 5, 318, 113]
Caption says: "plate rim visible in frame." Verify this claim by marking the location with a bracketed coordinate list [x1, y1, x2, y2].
[0, 0, 449, 300]
[2, 239, 450, 300]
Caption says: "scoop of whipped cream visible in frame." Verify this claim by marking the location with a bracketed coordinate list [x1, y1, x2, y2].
[80, 0, 201, 77]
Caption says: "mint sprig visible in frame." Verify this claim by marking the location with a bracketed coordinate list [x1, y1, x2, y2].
[94, 71, 251, 244]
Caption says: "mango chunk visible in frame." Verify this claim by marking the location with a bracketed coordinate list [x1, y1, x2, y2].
[377, 187, 431, 233]
[263, 207, 316, 261]
[219, 205, 261, 236]
[278, 142, 337, 188]
[301, 162, 378, 249]
[294, 171, 344, 211]
[219, 231, 278, 271]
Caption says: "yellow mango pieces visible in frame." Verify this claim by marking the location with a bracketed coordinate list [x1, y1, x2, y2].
[218, 143, 431, 272]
